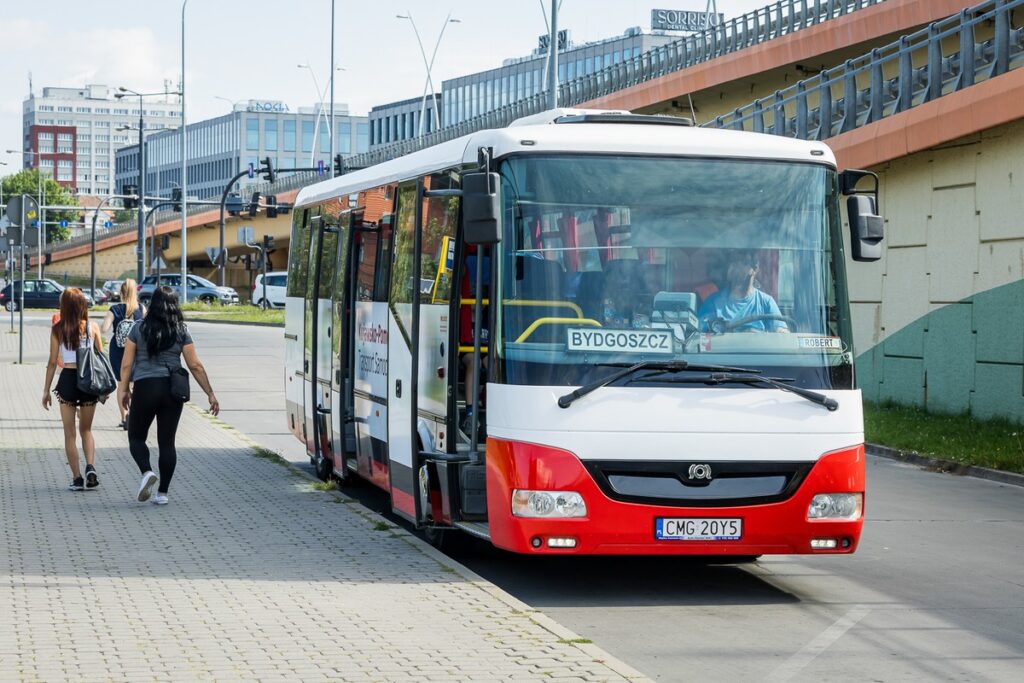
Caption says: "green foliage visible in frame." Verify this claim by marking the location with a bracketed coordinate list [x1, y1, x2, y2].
[112, 209, 135, 224]
[865, 401, 1024, 474]
[0, 169, 79, 242]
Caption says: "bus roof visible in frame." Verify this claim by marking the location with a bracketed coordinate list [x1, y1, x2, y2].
[294, 109, 838, 209]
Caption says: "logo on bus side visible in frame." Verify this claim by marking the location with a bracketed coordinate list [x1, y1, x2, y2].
[687, 463, 713, 480]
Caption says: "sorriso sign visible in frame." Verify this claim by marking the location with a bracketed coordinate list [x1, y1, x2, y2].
[651, 9, 725, 32]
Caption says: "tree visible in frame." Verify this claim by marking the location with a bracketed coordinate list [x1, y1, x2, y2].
[112, 209, 135, 224]
[0, 168, 79, 243]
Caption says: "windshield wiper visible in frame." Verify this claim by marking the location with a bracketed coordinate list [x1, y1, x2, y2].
[642, 372, 839, 411]
[557, 361, 762, 409]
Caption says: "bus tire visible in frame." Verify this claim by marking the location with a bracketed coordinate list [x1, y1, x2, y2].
[314, 452, 332, 482]
[422, 526, 475, 556]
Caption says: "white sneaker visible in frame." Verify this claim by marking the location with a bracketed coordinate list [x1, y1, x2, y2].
[152, 494, 168, 505]
[137, 472, 158, 502]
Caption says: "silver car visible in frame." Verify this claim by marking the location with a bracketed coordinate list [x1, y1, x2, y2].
[138, 273, 239, 305]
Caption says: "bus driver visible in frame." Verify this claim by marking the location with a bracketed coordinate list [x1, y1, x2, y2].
[697, 249, 789, 333]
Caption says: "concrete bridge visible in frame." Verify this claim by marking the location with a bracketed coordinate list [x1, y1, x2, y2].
[47, 0, 1024, 421]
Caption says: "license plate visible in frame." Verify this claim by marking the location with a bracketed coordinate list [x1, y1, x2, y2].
[655, 517, 742, 541]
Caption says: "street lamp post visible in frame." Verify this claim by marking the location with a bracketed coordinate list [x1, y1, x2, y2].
[298, 64, 345, 166]
[397, 13, 459, 135]
[181, 0, 189, 302]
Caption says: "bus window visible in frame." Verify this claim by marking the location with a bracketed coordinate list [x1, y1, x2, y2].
[286, 209, 312, 298]
[356, 229, 378, 303]
[373, 214, 393, 302]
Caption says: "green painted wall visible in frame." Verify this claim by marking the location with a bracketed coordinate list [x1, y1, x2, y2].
[855, 279, 1024, 422]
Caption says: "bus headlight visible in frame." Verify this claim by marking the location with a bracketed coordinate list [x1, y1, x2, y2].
[808, 493, 862, 520]
[512, 490, 587, 518]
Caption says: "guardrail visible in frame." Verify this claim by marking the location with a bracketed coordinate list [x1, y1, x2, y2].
[706, 0, 1024, 139]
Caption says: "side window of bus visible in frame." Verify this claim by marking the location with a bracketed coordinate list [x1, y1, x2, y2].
[286, 209, 312, 298]
[421, 174, 459, 304]
[355, 229, 378, 303]
[373, 214, 393, 302]
[390, 184, 418, 306]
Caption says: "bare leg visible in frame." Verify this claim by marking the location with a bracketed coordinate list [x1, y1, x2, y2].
[78, 404, 97, 467]
[59, 403, 81, 478]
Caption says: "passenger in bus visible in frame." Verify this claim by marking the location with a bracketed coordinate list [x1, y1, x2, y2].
[601, 259, 650, 328]
[697, 250, 788, 332]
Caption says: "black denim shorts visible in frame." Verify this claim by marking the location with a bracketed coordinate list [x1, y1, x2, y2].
[54, 367, 99, 407]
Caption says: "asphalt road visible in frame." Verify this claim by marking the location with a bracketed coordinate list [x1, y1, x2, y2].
[182, 320, 1024, 682]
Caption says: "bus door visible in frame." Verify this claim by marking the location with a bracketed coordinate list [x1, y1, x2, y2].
[309, 204, 341, 479]
[328, 206, 358, 479]
[387, 176, 460, 523]
[285, 209, 312, 442]
[301, 209, 322, 454]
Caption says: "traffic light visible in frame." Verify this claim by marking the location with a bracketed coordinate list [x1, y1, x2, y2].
[171, 187, 183, 212]
[44, 253, 52, 266]
[159, 235, 170, 250]
[262, 234, 275, 251]
[123, 184, 138, 210]
[262, 157, 276, 183]
[266, 195, 278, 219]
[247, 192, 261, 217]
[333, 154, 344, 177]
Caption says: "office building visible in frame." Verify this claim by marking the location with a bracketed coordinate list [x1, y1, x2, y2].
[369, 95, 441, 149]
[21, 83, 181, 196]
[115, 99, 369, 200]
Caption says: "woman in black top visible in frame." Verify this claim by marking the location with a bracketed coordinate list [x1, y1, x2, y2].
[117, 286, 218, 506]
[101, 278, 145, 429]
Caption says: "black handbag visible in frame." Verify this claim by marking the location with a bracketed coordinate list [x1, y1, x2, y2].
[165, 362, 191, 402]
[76, 343, 117, 398]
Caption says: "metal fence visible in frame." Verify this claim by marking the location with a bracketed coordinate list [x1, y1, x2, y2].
[706, 0, 1024, 138]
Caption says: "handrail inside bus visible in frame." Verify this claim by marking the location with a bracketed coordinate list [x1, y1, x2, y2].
[459, 299, 585, 320]
[515, 317, 601, 344]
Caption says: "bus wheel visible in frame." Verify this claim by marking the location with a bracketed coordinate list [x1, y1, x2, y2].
[726, 555, 761, 564]
[314, 453, 332, 481]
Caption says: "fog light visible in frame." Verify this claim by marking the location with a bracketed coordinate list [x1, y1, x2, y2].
[512, 490, 587, 518]
[808, 493, 863, 520]
[530, 536, 542, 548]
[546, 537, 577, 549]
[811, 538, 838, 549]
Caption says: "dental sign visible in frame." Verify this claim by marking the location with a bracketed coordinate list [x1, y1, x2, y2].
[246, 100, 290, 113]
[651, 9, 725, 32]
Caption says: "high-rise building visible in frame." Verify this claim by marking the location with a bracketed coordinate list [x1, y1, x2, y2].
[114, 99, 369, 201]
[21, 84, 181, 197]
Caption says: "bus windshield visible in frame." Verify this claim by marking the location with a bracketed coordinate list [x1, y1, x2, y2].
[494, 154, 853, 391]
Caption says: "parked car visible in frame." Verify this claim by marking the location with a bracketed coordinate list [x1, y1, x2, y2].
[0, 279, 64, 311]
[102, 280, 123, 302]
[252, 271, 287, 309]
[138, 273, 239, 305]
[86, 288, 109, 305]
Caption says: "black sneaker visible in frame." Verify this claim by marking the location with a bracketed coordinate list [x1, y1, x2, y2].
[85, 465, 99, 489]
[68, 477, 85, 491]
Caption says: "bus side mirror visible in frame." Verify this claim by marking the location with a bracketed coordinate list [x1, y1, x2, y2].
[462, 172, 501, 245]
[847, 195, 884, 262]
[840, 169, 884, 263]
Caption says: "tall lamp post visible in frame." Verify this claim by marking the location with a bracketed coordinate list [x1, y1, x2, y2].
[180, 0, 189, 302]
[116, 87, 181, 282]
[397, 13, 460, 135]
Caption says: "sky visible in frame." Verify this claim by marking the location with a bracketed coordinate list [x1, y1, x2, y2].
[0, 0, 770, 171]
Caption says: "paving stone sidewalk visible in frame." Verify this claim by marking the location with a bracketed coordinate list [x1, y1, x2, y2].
[0, 319, 647, 682]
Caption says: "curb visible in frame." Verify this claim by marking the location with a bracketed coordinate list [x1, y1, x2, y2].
[867, 442, 1024, 488]
[183, 316, 284, 328]
[190, 404, 651, 682]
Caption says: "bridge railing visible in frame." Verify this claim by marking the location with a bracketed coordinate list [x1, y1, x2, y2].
[707, 0, 1024, 139]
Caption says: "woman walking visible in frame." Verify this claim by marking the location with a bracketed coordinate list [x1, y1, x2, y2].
[117, 286, 219, 505]
[101, 279, 145, 429]
[42, 287, 104, 491]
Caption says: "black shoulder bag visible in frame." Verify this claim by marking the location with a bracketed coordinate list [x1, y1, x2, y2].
[76, 327, 117, 400]
[165, 360, 191, 402]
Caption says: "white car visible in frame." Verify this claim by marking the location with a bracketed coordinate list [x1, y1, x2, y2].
[252, 271, 287, 308]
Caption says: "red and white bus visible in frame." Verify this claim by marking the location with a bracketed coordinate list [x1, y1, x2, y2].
[284, 109, 883, 556]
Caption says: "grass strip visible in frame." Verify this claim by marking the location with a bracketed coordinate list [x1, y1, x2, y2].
[865, 402, 1024, 474]
[182, 302, 283, 325]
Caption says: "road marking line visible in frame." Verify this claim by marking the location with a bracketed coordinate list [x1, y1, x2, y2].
[765, 606, 871, 682]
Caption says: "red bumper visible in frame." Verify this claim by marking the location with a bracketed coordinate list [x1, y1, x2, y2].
[485, 438, 865, 555]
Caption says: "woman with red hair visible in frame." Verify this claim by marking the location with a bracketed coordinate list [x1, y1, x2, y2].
[42, 288, 105, 491]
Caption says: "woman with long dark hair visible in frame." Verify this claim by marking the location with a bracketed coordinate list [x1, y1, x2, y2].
[101, 278, 145, 429]
[42, 287, 104, 490]
[117, 286, 219, 505]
